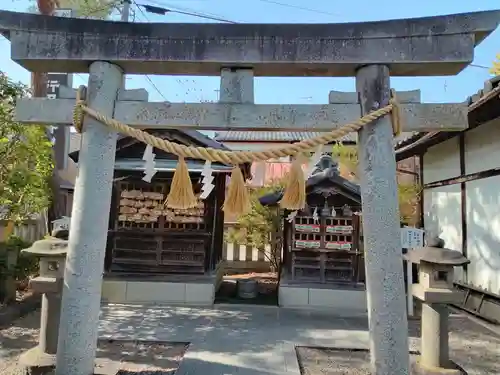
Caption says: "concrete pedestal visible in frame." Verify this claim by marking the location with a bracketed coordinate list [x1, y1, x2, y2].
[421, 303, 449, 368]
[415, 303, 467, 374]
[19, 281, 64, 374]
[39, 293, 62, 354]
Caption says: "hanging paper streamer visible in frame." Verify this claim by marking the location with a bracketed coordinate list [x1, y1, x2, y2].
[142, 145, 157, 183]
[286, 211, 298, 223]
[305, 146, 323, 178]
[312, 207, 319, 223]
[200, 160, 215, 200]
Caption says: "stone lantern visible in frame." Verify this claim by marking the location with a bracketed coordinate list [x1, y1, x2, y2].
[404, 238, 470, 375]
[19, 235, 68, 375]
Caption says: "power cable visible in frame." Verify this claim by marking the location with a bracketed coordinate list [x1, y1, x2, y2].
[137, 2, 237, 23]
[142, 0, 238, 23]
[144, 75, 169, 102]
[129, 0, 172, 102]
[254, 0, 339, 17]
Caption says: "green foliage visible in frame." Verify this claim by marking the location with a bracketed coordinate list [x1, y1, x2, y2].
[0, 72, 53, 223]
[226, 181, 283, 249]
[4, 236, 38, 281]
[331, 142, 422, 223]
[27, 0, 118, 19]
[59, 0, 118, 19]
[492, 53, 500, 76]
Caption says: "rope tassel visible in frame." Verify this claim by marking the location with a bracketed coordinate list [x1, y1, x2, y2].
[165, 156, 198, 209]
[280, 156, 306, 211]
[223, 166, 251, 217]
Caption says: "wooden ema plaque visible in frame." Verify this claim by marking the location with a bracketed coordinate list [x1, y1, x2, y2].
[326, 225, 353, 234]
[325, 241, 352, 250]
[295, 240, 321, 249]
[294, 224, 321, 233]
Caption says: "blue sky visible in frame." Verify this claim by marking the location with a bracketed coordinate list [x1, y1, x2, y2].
[1, 0, 499, 108]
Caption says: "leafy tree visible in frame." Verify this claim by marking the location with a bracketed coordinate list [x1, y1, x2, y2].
[225, 180, 284, 272]
[28, 0, 119, 19]
[491, 54, 500, 76]
[0, 72, 54, 228]
[0, 72, 52, 302]
[331, 142, 422, 225]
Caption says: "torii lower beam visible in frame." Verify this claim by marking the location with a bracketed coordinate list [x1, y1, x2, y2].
[16, 98, 468, 132]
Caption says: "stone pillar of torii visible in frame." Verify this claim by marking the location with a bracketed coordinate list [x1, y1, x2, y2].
[2, 8, 499, 375]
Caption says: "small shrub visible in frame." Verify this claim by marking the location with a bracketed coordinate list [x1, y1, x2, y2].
[4, 236, 39, 282]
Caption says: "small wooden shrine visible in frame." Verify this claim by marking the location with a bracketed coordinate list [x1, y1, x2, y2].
[70, 130, 250, 276]
[260, 155, 364, 285]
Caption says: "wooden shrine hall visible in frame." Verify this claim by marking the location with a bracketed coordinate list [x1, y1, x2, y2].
[259, 155, 366, 313]
[69, 129, 251, 305]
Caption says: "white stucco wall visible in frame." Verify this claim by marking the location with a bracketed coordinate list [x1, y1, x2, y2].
[422, 138, 462, 243]
[423, 119, 500, 293]
[464, 119, 500, 295]
[423, 138, 463, 282]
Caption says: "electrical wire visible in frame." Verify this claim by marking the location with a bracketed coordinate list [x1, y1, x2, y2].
[144, 75, 169, 102]
[142, 0, 238, 23]
[254, 0, 338, 17]
[129, 0, 172, 102]
[137, 1, 237, 23]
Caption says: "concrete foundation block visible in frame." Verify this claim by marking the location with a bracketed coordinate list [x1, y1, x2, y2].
[309, 287, 367, 313]
[279, 284, 367, 317]
[279, 286, 309, 307]
[100, 280, 217, 305]
[101, 280, 126, 303]
[185, 283, 214, 305]
[125, 281, 185, 303]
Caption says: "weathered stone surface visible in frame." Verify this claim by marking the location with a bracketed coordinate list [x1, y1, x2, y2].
[356, 65, 410, 375]
[329, 90, 421, 104]
[55, 61, 123, 375]
[404, 247, 470, 266]
[1, 10, 499, 76]
[16, 98, 469, 132]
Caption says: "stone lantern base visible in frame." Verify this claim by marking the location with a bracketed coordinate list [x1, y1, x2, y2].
[411, 357, 467, 375]
[19, 346, 120, 375]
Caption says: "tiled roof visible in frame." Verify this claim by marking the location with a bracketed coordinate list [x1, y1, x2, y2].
[214, 131, 356, 143]
[395, 75, 500, 151]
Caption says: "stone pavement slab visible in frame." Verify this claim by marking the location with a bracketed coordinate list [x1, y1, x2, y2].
[97, 304, 499, 375]
[98, 304, 387, 375]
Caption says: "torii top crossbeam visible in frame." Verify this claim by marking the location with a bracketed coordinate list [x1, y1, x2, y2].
[0, 10, 499, 76]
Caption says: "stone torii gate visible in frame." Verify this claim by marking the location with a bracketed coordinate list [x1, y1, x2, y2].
[1, 9, 499, 375]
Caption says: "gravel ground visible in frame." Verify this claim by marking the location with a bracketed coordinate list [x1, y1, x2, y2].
[297, 348, 421, 375]
[297, 314, 500, 375]
[0, 310, 188, 375]
[0, 309, 39, 375]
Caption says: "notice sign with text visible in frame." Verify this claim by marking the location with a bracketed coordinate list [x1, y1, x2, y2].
[46, 73, 69, 99]
[401, 227, 425, 249]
